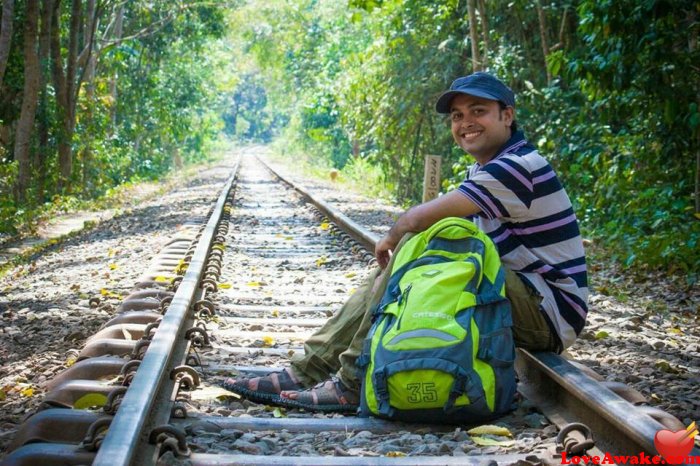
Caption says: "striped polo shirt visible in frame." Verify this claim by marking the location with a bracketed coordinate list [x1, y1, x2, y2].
[458, 131, 588, 350]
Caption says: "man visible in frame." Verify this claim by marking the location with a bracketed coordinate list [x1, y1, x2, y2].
[221, 72, 589, 412]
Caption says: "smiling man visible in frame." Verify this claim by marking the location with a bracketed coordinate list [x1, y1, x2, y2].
[222, 72, 589, 413]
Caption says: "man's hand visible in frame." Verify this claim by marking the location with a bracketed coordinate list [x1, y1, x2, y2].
[374, 190, 482, 269]
[375, 234, 398, 269]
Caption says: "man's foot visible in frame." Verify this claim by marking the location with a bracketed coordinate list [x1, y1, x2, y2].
[279, 377, 359, 413]
[219, 367, 304, 405]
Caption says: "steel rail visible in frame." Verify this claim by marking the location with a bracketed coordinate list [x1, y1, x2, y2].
[517, 349, 700, 461]
[92, 161, 240, 466]
[257, 155, 381, 252]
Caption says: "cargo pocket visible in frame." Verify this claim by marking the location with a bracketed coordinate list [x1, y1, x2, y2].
[477, 327, 515, 368]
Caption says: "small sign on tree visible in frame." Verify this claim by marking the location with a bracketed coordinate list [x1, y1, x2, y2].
[422, 155, 442, 202]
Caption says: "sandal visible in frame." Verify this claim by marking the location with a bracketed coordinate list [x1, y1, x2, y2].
[219, 367, 304, 405]
[279, 377, 359, 413]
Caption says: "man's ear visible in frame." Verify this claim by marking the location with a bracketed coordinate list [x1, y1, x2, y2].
[503, 106, 514, 127]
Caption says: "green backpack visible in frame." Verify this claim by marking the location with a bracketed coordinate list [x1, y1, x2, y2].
[358, 217, 516, 424]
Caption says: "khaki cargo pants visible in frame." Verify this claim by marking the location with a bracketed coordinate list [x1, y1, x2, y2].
[290, 234, 558, 391]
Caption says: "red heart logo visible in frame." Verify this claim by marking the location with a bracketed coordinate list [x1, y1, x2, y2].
[654, 429, 695, 464]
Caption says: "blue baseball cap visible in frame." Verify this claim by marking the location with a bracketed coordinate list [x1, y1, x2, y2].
[435, 72, 516, 114]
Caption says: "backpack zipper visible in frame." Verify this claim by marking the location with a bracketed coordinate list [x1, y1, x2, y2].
[396, 284, 412, 330]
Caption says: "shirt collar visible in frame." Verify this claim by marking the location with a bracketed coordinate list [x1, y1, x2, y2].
[474, 130, 529, 169]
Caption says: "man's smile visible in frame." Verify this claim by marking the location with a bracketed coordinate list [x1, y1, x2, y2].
[461, 130, 482, 142]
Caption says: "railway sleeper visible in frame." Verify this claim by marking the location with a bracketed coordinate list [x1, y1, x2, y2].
[85, 323, 150, 343]
[78, 338, 139, 360]
[39, 380, 120, 410]
[1, 442, 97, 466]
[6, 409, 104, 451]
[102, 310, 163, 327]
[44, 356, 127, 391]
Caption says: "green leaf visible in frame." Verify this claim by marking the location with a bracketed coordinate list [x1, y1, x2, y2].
[471, 436, 515, 447]
[74, 393, 108, 409]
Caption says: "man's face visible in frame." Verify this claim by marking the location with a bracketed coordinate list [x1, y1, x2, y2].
[449, 94, 514, 164]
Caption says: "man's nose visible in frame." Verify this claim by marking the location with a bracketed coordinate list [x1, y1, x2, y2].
[459, 116, 475, 127]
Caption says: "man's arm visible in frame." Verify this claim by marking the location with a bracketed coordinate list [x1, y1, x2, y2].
[375, 190, 481, 268]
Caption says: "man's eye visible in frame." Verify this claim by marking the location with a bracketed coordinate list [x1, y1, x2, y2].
[451, 114, 461, 121]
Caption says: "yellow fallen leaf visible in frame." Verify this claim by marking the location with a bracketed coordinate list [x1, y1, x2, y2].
[247, 281, 262, 287]
[262, 336, 275, 347]
[154, 276, 169, 283]
[668, 327, 683, 335]
[218, 282, 232, 289]
[174, 260, 188, 274]
[108, 248, 116, 258]
[320, 222, 330, 230]
[467, 425, 513, 437]
[284, 236, 293, 240]
[74, 393, 108, 410]
[594, 331, 609, 340]
[99, 288, 121, 298]
[272, 407, 285, 418]
[386, 451, 406, 457]
[316, 256, 328, 267]
[20, 387, 34, 397]
[271, 309, 279, 317]
[109, 263, 118, 270]
[65, 356, 77, 367]
[471, 436, 515, 447]
[345, 272, 357, 278]
[212, 244, 225, 251]
[654, 359, 680, 374]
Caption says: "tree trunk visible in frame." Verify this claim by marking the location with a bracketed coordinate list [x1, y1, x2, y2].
[50, 0, 67, 188]
[109, 4, 124, 131]
[14, 0, 40, 202]
[81, 0, 96, 188]
[0, 0, 14, 86]
[477, 0, 490, 68]
[51, 0, 82, 191]
[696, 129, 699, 215]
[35, 0, 54, 202]
[406, 112, 425, 200]
[691, 16, 699, 215]
[467, 0, 481, 72]
[535, 0, 552, 84]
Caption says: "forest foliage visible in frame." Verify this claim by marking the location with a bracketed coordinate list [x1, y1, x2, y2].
[225, 0, 700, 277]
[1, 0, 699, 277]
[0, 0, 235, 232]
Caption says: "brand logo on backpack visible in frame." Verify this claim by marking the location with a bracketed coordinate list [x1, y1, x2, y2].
[412, 311, 453, 321]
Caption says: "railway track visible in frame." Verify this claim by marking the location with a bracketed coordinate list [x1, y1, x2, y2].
[2, 151, 698, 465]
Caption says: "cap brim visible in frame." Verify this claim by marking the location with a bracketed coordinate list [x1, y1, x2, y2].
[435, 88, 503, 114]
